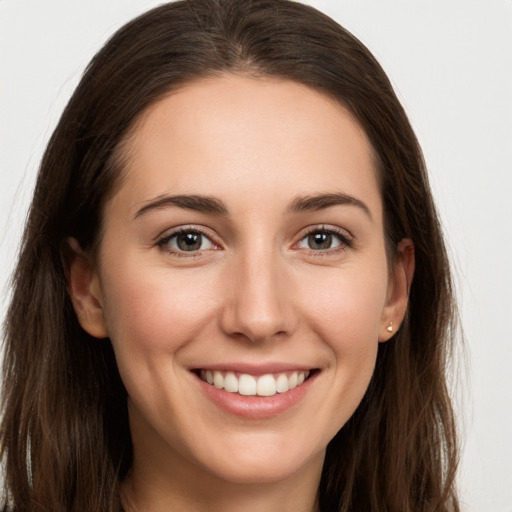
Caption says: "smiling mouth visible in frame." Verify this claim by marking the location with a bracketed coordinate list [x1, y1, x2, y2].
[196, 369, 313, 397]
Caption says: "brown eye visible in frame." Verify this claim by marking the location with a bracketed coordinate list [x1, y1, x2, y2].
[297, 229, 349, 251]
[307, 232, 333, 250]
[177, 232, 202, 251]
[161, 230, 214, 252]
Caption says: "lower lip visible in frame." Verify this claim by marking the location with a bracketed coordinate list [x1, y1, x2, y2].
[195, 372, 317, 419]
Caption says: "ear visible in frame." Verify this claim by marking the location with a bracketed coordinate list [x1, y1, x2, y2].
[378, 238, 415, 342]
[65, 238, 108, 339]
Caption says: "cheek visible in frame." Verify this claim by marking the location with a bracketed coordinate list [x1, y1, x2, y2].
[99, 262, 218, 362]
[302, 265, 388, 349]
[298, 259, 388, 417]
[319, 288, 383, 378]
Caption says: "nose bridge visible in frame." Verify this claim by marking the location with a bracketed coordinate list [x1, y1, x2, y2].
[221, 241, 294, 342]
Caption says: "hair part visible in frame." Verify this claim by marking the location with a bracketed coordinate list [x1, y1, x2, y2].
[1, 1, 459, 510]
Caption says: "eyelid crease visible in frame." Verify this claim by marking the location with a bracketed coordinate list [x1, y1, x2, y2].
[293, 225, 356, 255]
[153, 223, 356, 260]
[154, 224, 216, 243]
[297, 224, 354, 243]
[156, 226, 221, 256]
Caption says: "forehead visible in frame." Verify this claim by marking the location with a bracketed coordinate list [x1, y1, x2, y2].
[109, 74, 381, 219]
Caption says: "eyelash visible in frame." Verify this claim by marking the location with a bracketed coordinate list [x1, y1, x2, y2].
[156, 227, 218, 257]
[156, 225, 354, 257]
[295, 226, 354, 256]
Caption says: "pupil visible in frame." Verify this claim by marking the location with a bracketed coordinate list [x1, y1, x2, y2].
[177, 232, 202, 251]
[309, 232, 332, 250]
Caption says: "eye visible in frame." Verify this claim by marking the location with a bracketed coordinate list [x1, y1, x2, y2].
[297, 228, 352, 251]
[158, 229, 215, 253]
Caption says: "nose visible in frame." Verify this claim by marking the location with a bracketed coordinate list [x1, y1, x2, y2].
[220, 249, 297, 344]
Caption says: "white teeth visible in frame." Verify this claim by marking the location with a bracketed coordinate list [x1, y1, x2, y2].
[256, 374, 277, 396]
[213, 371, 224, 389]
[288, 371, 298, 389]
[276, 373, 289, 393]
[199, 369, 311, 396]
[238, 374, 257, 395]
[223, 371, 239, 393]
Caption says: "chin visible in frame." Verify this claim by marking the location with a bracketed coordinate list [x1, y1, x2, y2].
[181, 427, 328, 487]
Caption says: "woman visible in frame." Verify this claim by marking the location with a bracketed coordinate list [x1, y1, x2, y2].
[1, 0, 459, 510]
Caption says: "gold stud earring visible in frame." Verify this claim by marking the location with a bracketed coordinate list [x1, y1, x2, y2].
[386, 321, 393, 333]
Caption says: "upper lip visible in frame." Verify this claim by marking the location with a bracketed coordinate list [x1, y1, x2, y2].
[191, 362, 316, 375]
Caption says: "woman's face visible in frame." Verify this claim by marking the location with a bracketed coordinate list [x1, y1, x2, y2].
[70, 74, 411, 487]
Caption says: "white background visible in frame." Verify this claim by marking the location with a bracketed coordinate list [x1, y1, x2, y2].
[0, 1, 511, 510]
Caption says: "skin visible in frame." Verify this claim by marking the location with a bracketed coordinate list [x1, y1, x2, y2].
[68, 74, 414, 512]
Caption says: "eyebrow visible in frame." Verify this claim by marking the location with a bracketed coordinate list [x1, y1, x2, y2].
[287, 193, 372, 220]
[133, 191, 372, 220]
[134, 194, 229, 219]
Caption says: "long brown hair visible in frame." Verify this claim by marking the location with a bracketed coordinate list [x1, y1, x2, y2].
[1, 1, 459, 510]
